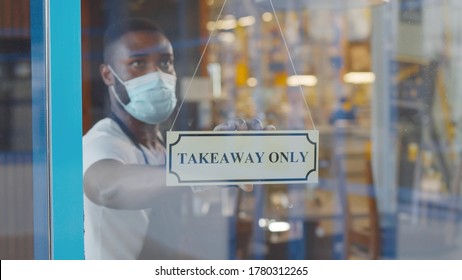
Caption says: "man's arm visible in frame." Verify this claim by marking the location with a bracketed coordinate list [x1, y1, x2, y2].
[84, 159, 170, 210]
[84, 118, 274, 209]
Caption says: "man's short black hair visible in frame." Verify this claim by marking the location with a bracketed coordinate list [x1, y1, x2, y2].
[103, 18, 163, 64]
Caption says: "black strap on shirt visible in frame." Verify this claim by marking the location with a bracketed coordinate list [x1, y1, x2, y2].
[110, 112, 149, 165]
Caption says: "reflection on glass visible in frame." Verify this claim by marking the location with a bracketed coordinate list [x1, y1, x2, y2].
[81, 0, 461, 260]
[0, 0, 34, 259]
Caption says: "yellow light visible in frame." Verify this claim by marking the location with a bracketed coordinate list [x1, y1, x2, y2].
[343, 72, 376, 84]
[262, 12, 273, 22]
[287, 75, 318, 87]
[268, 221, 291, 232]
[218, 16, 237, 30]
[258, 218, 269, 228]
[217, 32, 236, 43]
[247, 77, 258, 87]
[206, 21, 216, 32]
[238, 16, 256, 27]
[206, 16, 237, 32]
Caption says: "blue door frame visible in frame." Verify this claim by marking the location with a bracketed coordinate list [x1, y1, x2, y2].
[31, 0, 84, 260]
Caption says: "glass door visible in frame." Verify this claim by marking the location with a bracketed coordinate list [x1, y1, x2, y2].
[0, 0, 84, 260]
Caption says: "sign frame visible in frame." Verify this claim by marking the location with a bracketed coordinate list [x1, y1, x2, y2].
[166, 130, 318, 186]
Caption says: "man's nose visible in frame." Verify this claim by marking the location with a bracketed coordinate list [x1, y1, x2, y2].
[147, 64, 160, 73]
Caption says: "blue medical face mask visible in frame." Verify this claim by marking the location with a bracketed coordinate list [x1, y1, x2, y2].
[108, 66, 177, 125]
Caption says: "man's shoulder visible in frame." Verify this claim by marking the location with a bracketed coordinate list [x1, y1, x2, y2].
[82, 118, 133, 172]
[84, 118, 124, 141]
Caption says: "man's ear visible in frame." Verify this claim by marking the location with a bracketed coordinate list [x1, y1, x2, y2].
[100, 64, 114, 86]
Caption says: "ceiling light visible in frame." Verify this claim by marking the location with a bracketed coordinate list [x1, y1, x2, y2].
[238, 16, 256, 27]
[268, 221, 291, 232]
[217, 32, 236, 43]
[343, 72, 376, 84]
[262, 12, 273, 22]
[218, 16, 237, 30]
[287, 75, 318, 87]
[247, 77, 258, 87]
[206, 16, 237, 32]
[258, 218, 269, 228]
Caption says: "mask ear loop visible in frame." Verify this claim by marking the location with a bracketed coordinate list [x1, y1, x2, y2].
[107, 65, 125, 84]
[107, 65, 129, 105]
[169, 0, 317, 131]
[109, 85, 128, 107]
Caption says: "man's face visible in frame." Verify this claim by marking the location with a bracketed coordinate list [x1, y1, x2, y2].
[102, 30, 175, 103]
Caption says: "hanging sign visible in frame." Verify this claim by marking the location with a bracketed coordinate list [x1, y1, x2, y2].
[166, 130, 318, 186]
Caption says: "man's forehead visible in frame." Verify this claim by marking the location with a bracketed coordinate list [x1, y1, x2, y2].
[116, 31, 173, 55]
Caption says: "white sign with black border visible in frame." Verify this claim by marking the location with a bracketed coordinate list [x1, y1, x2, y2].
[166, 130, 318, 186]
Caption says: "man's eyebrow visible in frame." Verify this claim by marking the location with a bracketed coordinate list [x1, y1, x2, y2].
[130, 44, 172, 55]
[128, 52, 148, 58]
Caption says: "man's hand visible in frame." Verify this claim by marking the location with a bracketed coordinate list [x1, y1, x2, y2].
[214, 118, 276, 131]
[213, 118, 275, 192]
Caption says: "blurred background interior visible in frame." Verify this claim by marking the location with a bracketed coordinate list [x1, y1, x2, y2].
[1, 0, 461, 259]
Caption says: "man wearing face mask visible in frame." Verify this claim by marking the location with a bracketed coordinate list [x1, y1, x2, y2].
[83, 18, 180, 260]
[83, 18, 268, 260]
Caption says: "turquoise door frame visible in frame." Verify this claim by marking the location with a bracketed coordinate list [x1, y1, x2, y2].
[48, 0, 84, 260]
[48, 0, 84, 259]
[31, 0, 84, 259]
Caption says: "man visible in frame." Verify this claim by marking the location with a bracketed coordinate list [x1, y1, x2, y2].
[83, 18, 180, 260]
[83, 18, 268, 260]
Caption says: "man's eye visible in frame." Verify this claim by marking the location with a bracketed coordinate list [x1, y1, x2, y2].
[159, 59, 172, 71]
[130, 60, 146, 68]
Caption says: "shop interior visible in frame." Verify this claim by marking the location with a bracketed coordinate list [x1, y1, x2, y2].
[79, 0, 461, 259]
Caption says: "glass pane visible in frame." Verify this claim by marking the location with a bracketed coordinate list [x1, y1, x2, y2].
[393, 0, 462, 259]
[0, 0, 49, 259]
[81, 0, 461, 260]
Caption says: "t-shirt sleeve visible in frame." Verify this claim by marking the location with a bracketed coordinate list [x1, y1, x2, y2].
[83, 134, 133, 175]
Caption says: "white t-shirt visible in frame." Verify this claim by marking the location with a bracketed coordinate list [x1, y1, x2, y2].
[83, 118, 165, 260]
